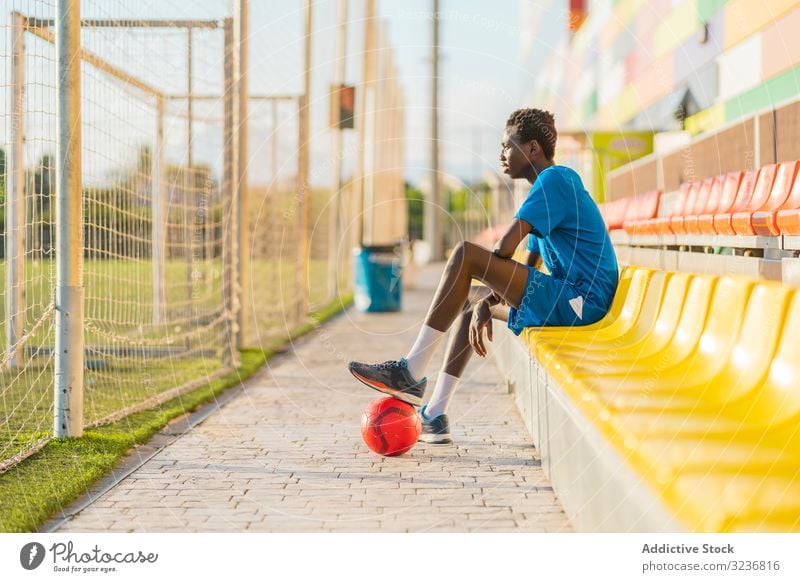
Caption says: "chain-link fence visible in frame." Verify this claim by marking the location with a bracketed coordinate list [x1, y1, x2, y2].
[0, 0, 405, 471]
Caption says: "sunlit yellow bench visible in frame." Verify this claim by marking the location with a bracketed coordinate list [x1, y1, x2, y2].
[511, 265, 800, 532]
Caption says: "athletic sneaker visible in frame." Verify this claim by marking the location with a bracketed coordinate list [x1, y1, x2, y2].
[348, 357, 427, 406]
[418, 405, 452, 444]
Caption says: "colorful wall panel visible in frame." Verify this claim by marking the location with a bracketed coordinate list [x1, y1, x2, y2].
[761, 6, 800, 80]
[718, 34, 763, 100]
[524, 0, 800, 145]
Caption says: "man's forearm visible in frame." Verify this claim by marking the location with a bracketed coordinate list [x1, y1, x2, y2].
[492, 219, 531, 258]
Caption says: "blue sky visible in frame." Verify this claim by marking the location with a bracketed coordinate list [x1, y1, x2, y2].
[378, 0, 525, 184]
[1, 0, 528, 187]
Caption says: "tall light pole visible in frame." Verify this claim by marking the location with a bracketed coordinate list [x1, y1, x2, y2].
[328, 0, 347, 299]
[358, 0, 377, 247]
[296, 0, 312, 322]
[425, 0, 443, 260]
[236, 0, 251, 346]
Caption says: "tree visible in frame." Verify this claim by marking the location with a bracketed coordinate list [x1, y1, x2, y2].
[405, 181, 424, 240]
[33, 153, 55, 216]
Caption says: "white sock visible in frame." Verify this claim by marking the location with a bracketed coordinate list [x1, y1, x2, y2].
[404, 325, 445, 380]
[424, 372, 460, 419]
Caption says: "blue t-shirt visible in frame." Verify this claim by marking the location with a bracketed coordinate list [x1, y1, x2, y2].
[513, 165, 618, 311]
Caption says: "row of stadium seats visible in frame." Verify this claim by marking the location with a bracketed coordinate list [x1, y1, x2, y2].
[600, 160, 800, 237]
[521, 266, 800, 532]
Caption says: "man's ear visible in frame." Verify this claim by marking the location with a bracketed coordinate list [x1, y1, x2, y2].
[528, 140, 540, 157]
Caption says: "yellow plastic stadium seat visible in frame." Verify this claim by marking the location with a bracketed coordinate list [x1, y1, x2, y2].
[520, 265, 652, 344]
[533, 270, 672, 363]
[625, 423, 800, 529]
[538, 272, 695, 366]
[599, 287, 800, 533]
[549, 276, 755, 410]
[728, 516, 800, 533]
[523, 263, 800, 533]
[667, 472, 800, 533]
[614, 289, 800, 485]
[564, 275, 717, 375]
[585, 282, 793, 441]
[634, 435, 800, 485]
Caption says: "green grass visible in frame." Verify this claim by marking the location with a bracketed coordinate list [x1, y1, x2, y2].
[0, 258, 221, 349]
[0, 257, 333, 348]
[0, 292, 352, 533]
[0, 257, 339, 465]
[249, 257, 349, 338]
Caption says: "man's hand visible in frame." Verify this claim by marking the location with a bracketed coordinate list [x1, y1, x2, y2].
[488, 290, 508, 306]
[469, 300, 494, 357]
[491, 246, 513, 260]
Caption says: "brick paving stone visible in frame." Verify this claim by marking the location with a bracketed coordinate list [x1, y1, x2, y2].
[56, 263, 572, 533]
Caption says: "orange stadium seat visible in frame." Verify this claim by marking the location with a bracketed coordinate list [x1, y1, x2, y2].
[683, 176, 721, 234]
[729, 163, 781, 235]
[751, 160, 800, 236]
[773, 163, 800, 235]
[623, 190, 661, 235]
[712, 169, 761, 235]
[712, 170, 760, 235]
[669, 181, 702, 235]
[600, 197, 630, 231]
[695, 171, 744, 234]
[648, 182, 692, 235]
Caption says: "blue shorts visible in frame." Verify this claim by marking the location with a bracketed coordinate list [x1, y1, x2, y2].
[507, 266, 608, 336]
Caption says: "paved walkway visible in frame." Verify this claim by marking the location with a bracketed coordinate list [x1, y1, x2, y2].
[55, 263, 572, 532]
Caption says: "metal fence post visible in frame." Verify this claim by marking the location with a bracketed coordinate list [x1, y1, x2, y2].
[357, 0, 376, 248]
[185, 27, 195, 330]
[54, 0, 84, 438]
[328, 0, 347, 301]
[236, 0, 251, 348]
[152, 96, 166, 325]
[295, 0, 312, 324]
[426, 0, 443, 259]
[222, 17, 240, 367]
[6, 12, 26, 369]
[296, 93, 310, 325]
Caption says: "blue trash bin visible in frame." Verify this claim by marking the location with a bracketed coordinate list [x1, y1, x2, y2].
[353, 245, 402, 312]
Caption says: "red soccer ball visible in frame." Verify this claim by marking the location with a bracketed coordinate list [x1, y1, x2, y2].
[360, 397, 421, 456]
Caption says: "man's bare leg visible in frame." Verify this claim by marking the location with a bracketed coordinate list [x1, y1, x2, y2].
[425, 241, 527, 332]
[349, 241, 527, 406]
[425, 287, 509, 413]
